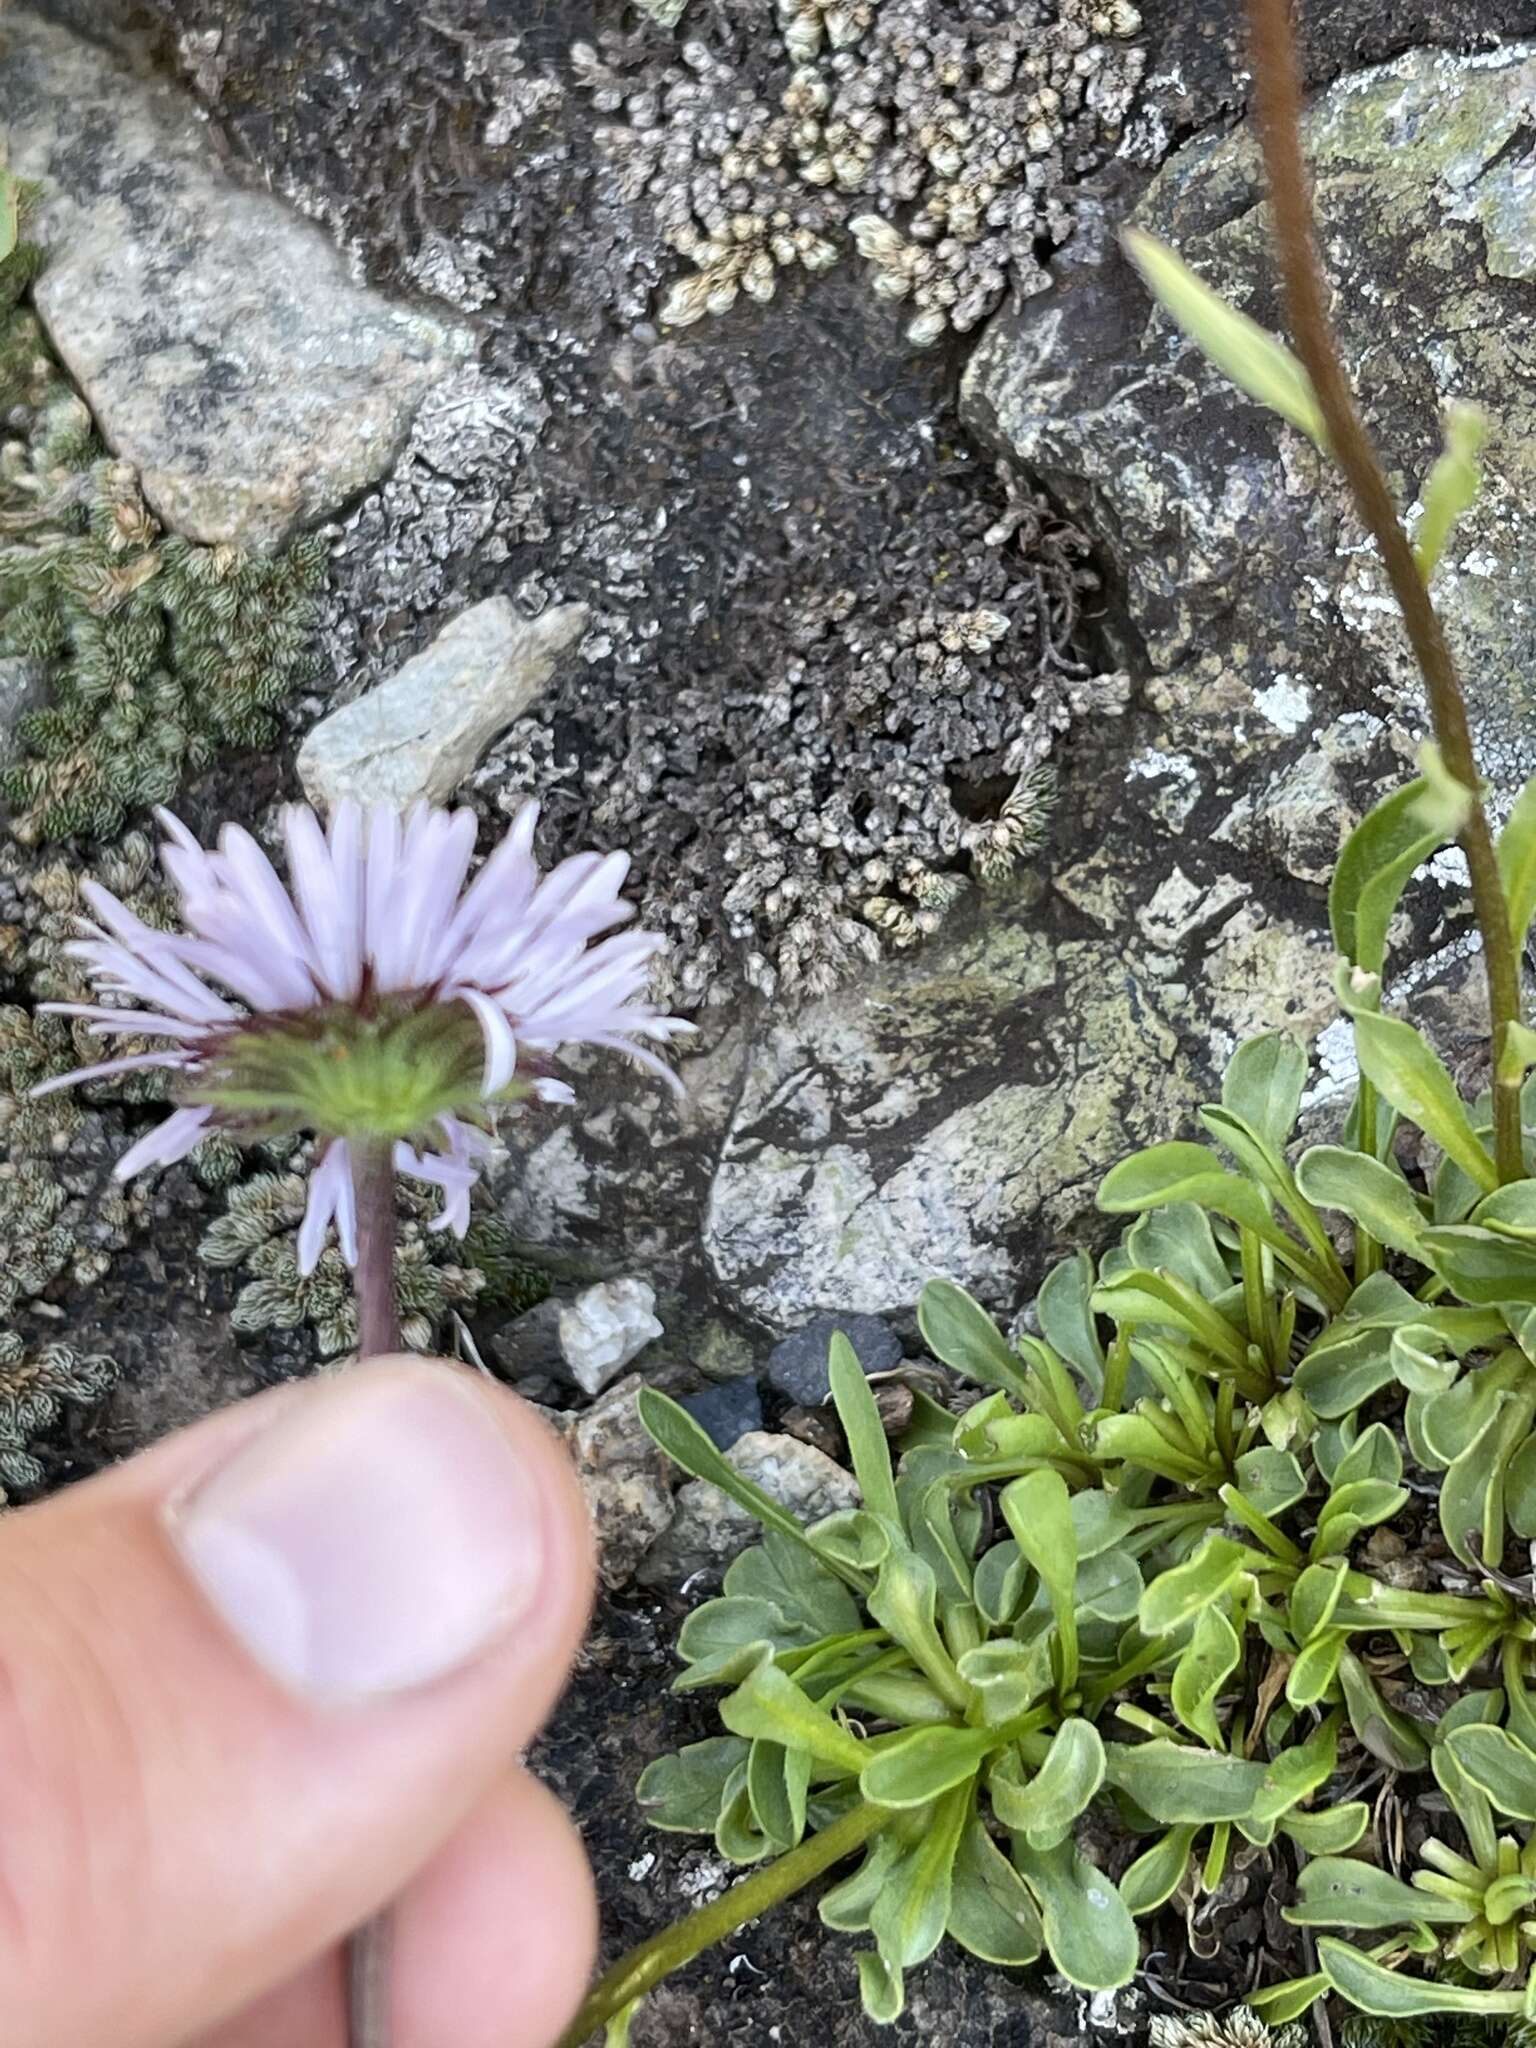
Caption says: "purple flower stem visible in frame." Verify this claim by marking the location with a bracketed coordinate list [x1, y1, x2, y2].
[351, 1135, 403, 1361]
[346, 1134, 401, 2048]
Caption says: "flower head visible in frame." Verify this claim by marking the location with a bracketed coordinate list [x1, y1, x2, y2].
[40, 801, 691, 1271]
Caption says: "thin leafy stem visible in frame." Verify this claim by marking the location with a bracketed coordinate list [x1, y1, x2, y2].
[1244, 0, 1524, 1184]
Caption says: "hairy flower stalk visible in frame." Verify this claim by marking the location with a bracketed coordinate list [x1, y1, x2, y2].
[39, 797, 691, 2048]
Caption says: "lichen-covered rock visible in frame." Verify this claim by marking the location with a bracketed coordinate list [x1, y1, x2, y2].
[637, 1429, 860, 1586]
[297, 597, 586, 810]
[703, 913, 1202, 1325]
[963, 43, 1536, 797]
[2, 12, 471, 547]
[558, 1278, 664, 1399]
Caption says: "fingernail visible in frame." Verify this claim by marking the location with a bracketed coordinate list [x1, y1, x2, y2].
[169, 1364, 542, 1703]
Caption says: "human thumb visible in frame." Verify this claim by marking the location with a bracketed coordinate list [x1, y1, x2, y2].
[0, 1355, 594, 2048]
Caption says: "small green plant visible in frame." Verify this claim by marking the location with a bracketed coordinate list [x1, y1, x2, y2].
[555, 0, 1536, 2038]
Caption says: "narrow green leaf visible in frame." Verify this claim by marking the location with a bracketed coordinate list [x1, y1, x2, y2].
[1120, 1825, 1198, 1916]
[1248, 1973, 1330, 2025]
[1036, 1251, 1106, 1394]
[1282, 1803, 1370, 1855]
[918, 1281, 1032, 1400]
[947, 1812, 1045, 1964]
[867, 1545, 970, 1713]
[715, 1762, 774, 1863]
[1414, 402, 1487, 583]
[1287, 1631, 1346, 1711]
[719, 1659, 866, 1775]
[636, 1736, 750, 1832]
[1445, 1724, 1536, 1821]
[1105, 1738, 1266, 1824]
[1330, 778, 1443, 974]
[1289, 1858, 1473, 1930]
[829, 1333, 900, 1527]
[957, 1637, 1054, 1726]
[1352, 1012, 1497, 1193]
[1336, 1651, 1431, 1772]
[820, 1835, 901, 1933]
[1318, 1940, 1523, 2017]
[639, 1388, 859, 1577]
[859, 1725, 994, 1810]
[856, 1953, 905, 2024]
[1000, 1469, 1078, 1685]
[748, 1738, 810, 1850]
[1296, 1146, 1427, 1257]
[1011, 1838, 1138, 1991]
[971, 1541, 1028, 1631]
[1251, 1716, 1337, 1829]
[1139, 1535, 1260, 1639]
[1170, 1605, 1241, 1749]
[1500, 773, 1536, 951]
[1121, 226, 1326, 445]
[869, 1782, 970, 1970]
[988, 1720, 1105, 1850]
[1221, 1032, 1308, 1151]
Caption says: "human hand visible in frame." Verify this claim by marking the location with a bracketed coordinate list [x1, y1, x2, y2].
[1, 1356, 597, 2048]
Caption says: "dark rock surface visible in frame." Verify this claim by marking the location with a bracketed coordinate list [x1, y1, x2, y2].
[678, 1374, 762, 1450]
[766, 1311, 902, 1405]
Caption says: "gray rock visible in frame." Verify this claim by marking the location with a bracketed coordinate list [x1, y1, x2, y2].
[702, 914, 1205, 1325]
[297, 598, 586, 810]
[557, 1277, 663, 1399]
[562, 1373, 676, 1590]
[962, 44, 1536, 803]
[638, 1429, 860, 1586]
[487, 1296, 565, 1381]
[766, 1312, 901, 1407]
[678, 1376, 763, 1451]
[3, 13, 471, 548]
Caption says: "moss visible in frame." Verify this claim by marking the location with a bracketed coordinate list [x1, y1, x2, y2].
[0, 213, 327, 845]
[199, 1167, 490, 1357]
[0, 1333, 115, 1499]
[460, 1213, 554, 1316]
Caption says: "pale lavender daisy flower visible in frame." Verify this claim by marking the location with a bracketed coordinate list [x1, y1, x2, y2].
[39, 800, 692, 1272]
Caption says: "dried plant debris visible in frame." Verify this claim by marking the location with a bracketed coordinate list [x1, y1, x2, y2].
[198, 1171, 505, 1359]
[573, 0, 1145, 342]
[0, 285, 325, 846]
[0, 1334, 115, 1498]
